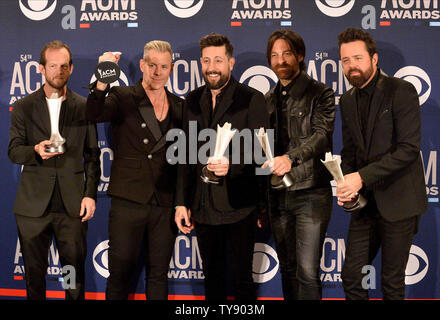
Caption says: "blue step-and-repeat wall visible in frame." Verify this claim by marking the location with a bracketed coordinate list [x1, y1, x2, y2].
[0, 0, 439, 300]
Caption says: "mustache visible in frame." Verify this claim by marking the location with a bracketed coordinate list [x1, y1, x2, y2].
[205, 71, 222, 76]
[274, 62, 291, 69]
[348, 68, 362, 75]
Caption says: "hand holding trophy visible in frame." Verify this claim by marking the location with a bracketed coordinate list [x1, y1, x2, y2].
[321, 152, 367, 212]
[201, 122, 236, 184]
[95, 51, 122, 84]
[257, 127, 293, 190]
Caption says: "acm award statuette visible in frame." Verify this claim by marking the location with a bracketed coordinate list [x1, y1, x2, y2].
[94, 51, 122, 84]
[201, 122, 237, 184]
[256, 127, 293, 190]
[45, 93, 66, 153]
[321, 152, 367, 212]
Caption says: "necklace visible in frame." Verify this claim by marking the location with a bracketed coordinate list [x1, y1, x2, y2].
[149, 90, 167, 121]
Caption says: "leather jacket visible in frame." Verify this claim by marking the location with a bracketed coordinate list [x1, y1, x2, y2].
[265, 71, 336, 191]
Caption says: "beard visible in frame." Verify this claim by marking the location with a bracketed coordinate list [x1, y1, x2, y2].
[203, 71, 230, 90]
[346, 64, 374, 88]
[272, 62, 299, 81]
[45, 76, 69, 90]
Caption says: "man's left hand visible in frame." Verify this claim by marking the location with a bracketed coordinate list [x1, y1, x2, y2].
[80, 197, 96, 222]
[336, 172, 363, 205]
[207, 156, 229, 176]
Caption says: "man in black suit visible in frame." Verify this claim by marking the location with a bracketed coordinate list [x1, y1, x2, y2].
[86, 41, 183, 300]
[336, 28, 428, 300]
[8, 40, 101, 300]
[174, 33, 269, 300]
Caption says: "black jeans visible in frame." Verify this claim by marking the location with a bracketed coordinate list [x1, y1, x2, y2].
[269, 186, 332, 300]
[195, 212, 258, 300]
[342, 203, 419, 300]
[15, 211, 87, 300]
[106, 196, 177, 300]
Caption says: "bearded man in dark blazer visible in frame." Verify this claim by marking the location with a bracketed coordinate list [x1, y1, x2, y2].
[174, 33, 269, 300]
[86, 41, 183, 300]
[336, 28, 427, 300]
[8, 40, 101, 300]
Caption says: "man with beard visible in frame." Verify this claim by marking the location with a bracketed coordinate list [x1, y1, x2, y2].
[263, 29, 335, 300]
[337, 28, 427, 299]
[174, 33, 268, 300]
[8, 41, 100, 299]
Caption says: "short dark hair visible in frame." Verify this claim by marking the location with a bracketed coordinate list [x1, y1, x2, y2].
[199, 32, 234, 58]
[266, 29, 306, 71]
[40, 40, 73, 66]
[338, 27, 377, 57]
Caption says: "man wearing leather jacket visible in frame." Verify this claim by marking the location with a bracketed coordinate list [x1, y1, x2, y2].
[263, 29, 336, 300]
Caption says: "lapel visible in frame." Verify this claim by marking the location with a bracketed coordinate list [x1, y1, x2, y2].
[60, 88, 76, 139]
[135, 81, 163, 143]
[199, 87, 211, 129]
[135, 81, 183, 154]
[210, 77, 237, 129]
[344, 87, 366, 151]
[365, 70, 387, 154]
[34, 88, 51, 137]
[150, 90, 183, 154]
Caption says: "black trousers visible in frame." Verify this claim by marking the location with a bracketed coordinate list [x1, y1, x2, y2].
[105, 196, 177, 300]
[15, 212, 87, 300]
[342, 202, 420, 300]
[270, 186, 332, 300]
[195, 212, 258, 300]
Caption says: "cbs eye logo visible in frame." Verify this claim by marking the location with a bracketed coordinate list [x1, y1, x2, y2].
[164, 0, 204, 18]
[239, 65, 278, 95]
[19, 0, 57, 21]
[405, 245, 429, 285]
[93, 240, 109, 278]
[394, 66, 431, 106]
[252, 243, 279, 283]
[315, 0, 355, 17]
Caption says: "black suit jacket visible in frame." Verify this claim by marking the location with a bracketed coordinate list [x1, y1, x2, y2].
[8, 87, 101, 218]
[339, 70, 427, 222]
[176, 77, 269, 213]
[86, 80, 184, 206]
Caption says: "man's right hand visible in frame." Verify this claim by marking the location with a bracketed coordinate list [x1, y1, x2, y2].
[175, 206, 194, 234]
[96, 52, 121, 91]
[34, 140, 63, 160]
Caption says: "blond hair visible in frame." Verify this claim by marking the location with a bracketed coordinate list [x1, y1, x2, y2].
[143, 40, 173, 60]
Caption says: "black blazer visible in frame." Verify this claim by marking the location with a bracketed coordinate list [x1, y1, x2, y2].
[86, 80, 184, 206]
[176, 77, 269, 212]
[339, 70, 427, 221]
[8, 88, 101, 218]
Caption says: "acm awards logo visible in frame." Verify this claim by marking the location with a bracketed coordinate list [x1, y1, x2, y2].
[164, 0, 204, 18]
[19, 0, 139, 29]
[92, 237, 280, 284]
[230, 0, 292, 24]
[315, 0, 440, 28]
[319, 238, 429, 286]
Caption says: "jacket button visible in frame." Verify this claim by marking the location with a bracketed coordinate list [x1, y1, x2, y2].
[143, 138, 149, 144]
[147, 154, 153, 159]
[141, 123, 147, 128]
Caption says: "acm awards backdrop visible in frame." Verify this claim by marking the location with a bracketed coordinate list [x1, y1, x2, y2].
[0, 0, 438, 300]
